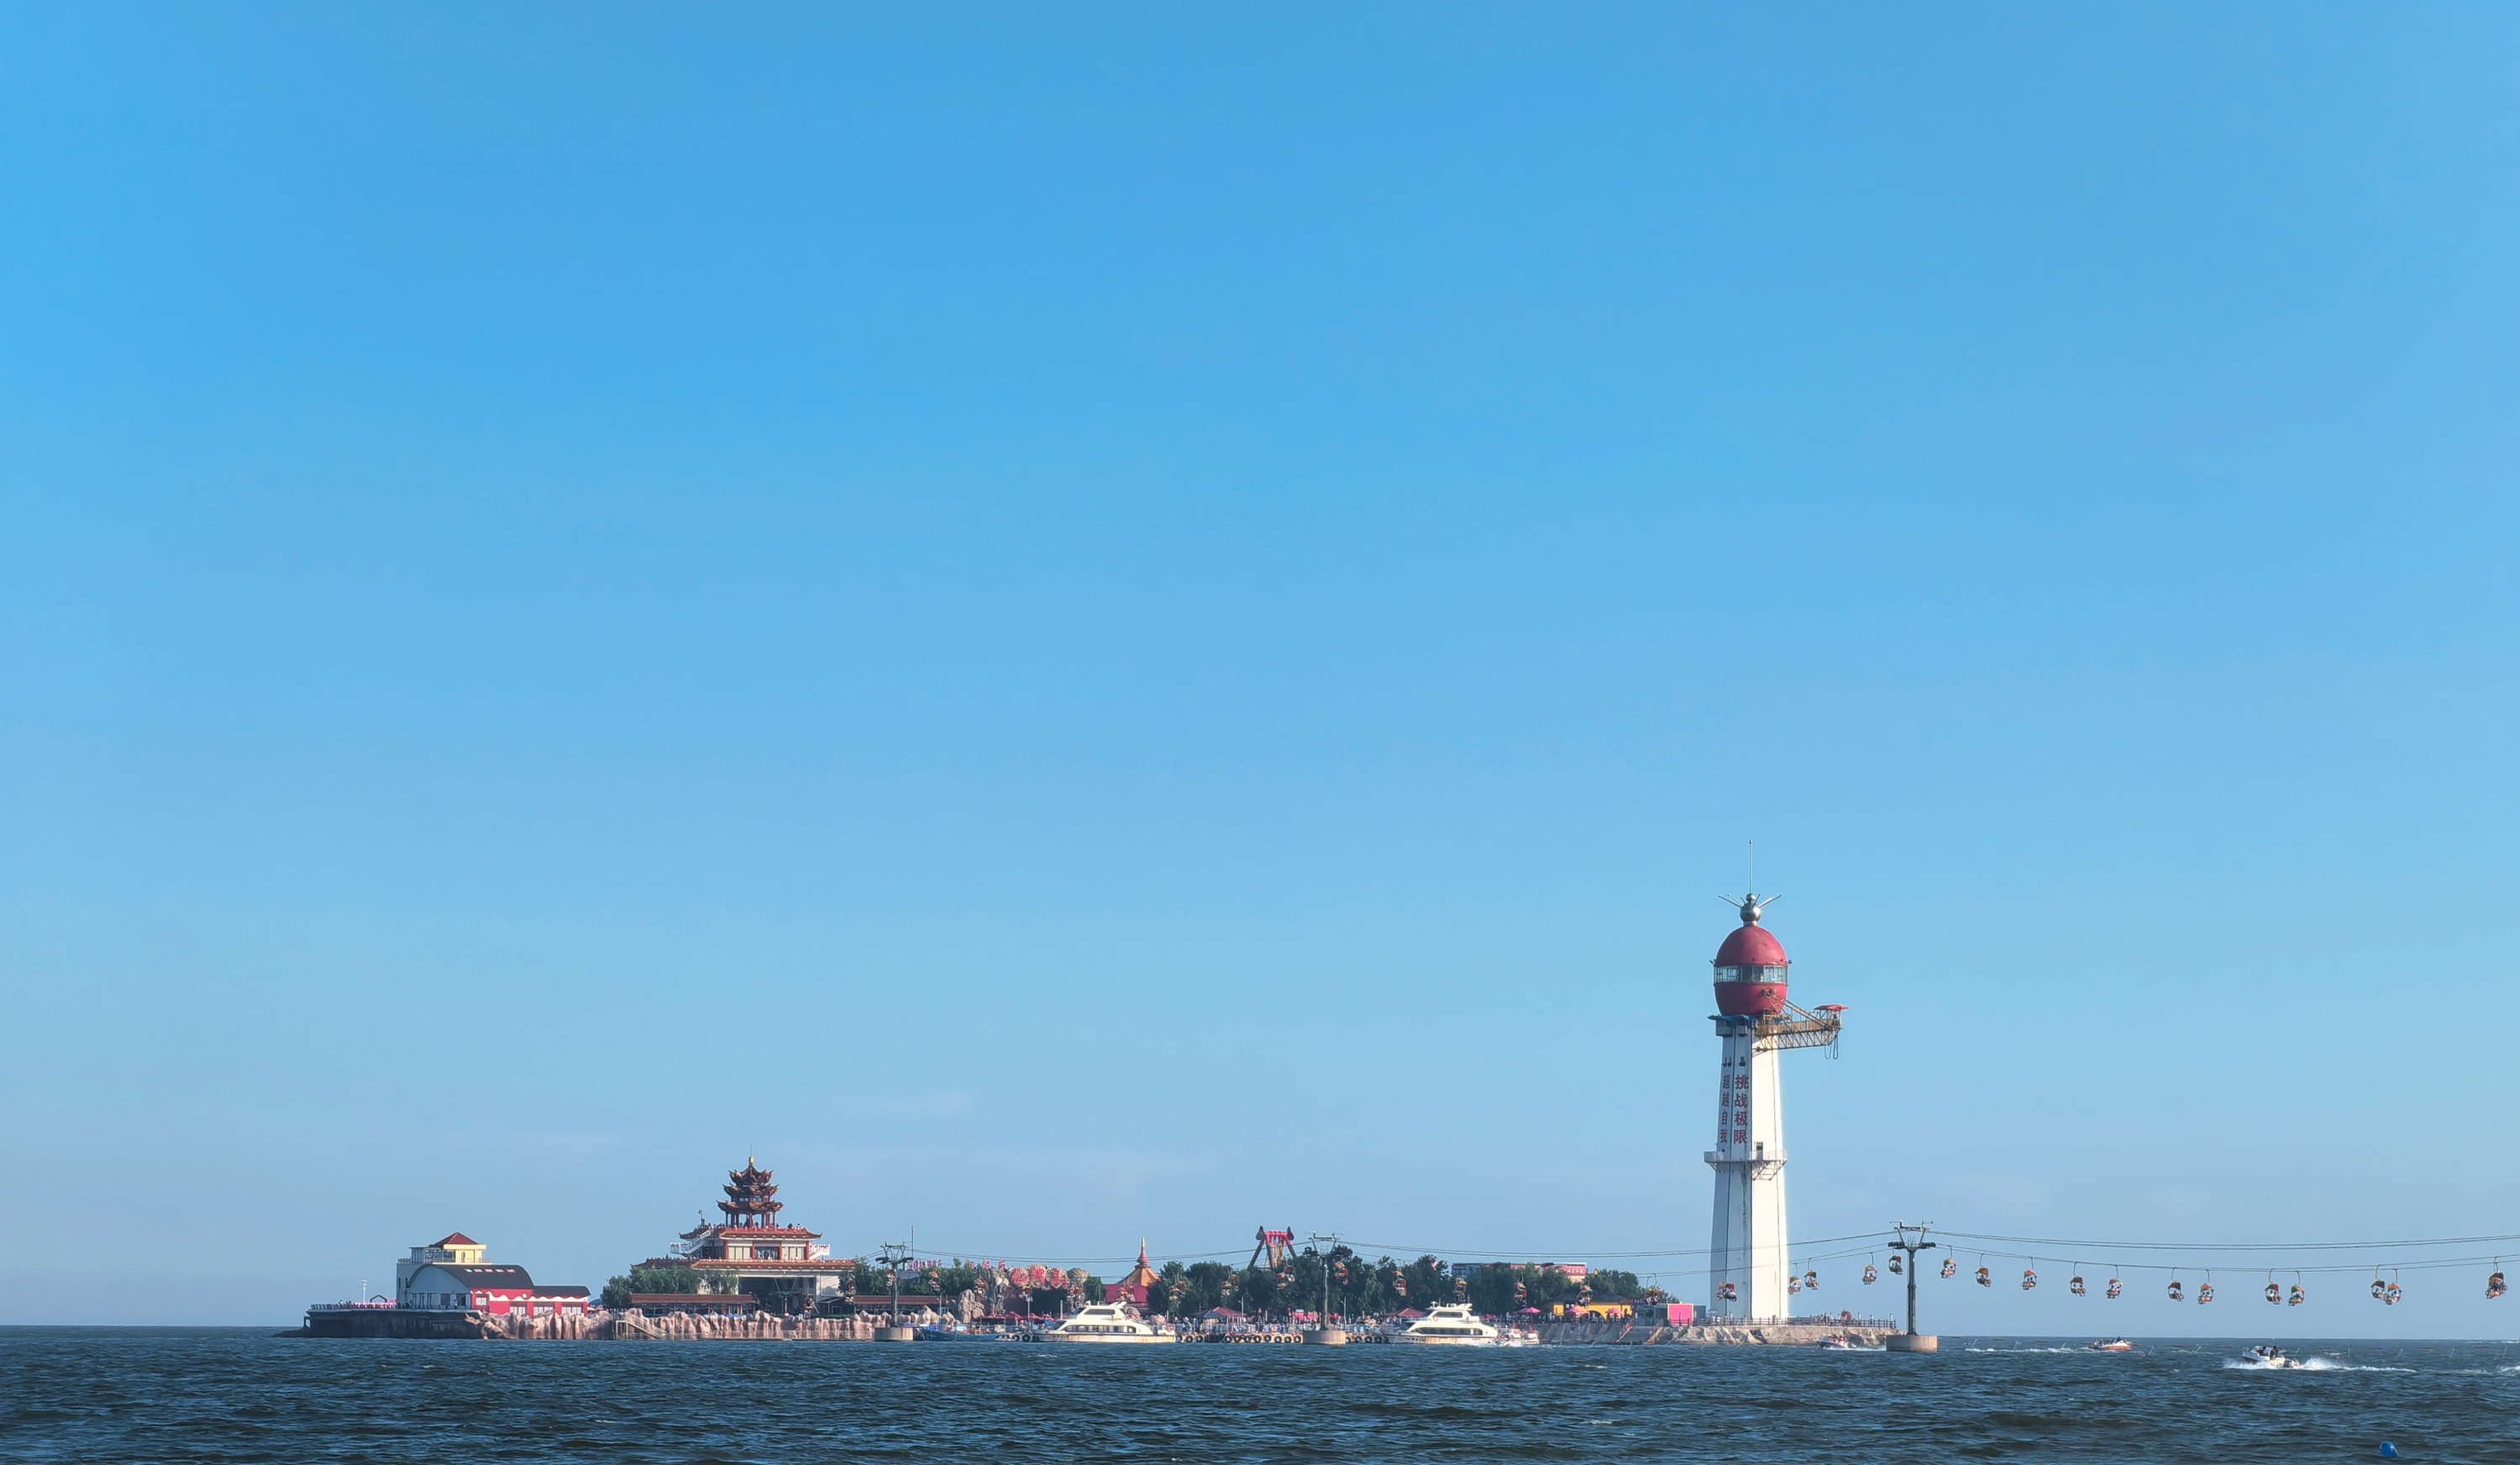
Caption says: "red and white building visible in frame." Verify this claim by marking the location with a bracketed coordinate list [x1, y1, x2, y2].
[1104, 1242, 1160, 1308]
[393, 1232, 591, 1316]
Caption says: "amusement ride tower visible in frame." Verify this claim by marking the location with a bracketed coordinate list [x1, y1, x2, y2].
[1704, 891, 1842, 1321]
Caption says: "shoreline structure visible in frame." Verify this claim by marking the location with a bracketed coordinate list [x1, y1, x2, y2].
[297, 1176, 1895, 1347]
[296, 1306, 1888, 1347]
[298, 1143, 1900, 1346]
[301, 903, 1892, 1347]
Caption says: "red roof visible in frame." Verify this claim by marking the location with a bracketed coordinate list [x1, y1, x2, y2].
[1713, 923, 1787, 969]
[435, 1232, 479, 1247]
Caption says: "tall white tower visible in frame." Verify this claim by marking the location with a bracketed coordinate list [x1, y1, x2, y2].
[1704, 892, 1841, 1321]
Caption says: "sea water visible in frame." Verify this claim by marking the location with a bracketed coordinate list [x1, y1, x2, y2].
[5, 1327, 2519, 1463]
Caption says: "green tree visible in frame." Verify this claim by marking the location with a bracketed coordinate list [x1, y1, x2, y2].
[1587, 1268, 1645, 1301]
[1178, 1261, 1236, 1315]
[1527, 1266, 1584, 1309]
[929, 1263, 988, 1302]
[1455, 1265, 1638, 1314]
[1374, 1258, 1406, 1311]
[602, 1265, 703, 1308]
[629, 1264, 702, 1294]
[1287, 1244, 1378, 1317]
[1286, 1249, 1326, 1315]
[1399, 1255, 1447, 1310]
[1151, 1260, 1189, 1315]
[1335, 1247, 1389, 1315]
[1232, 1264, 1280, 1315]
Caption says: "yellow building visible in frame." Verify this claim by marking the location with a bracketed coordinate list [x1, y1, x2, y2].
[1548, 1302, 1633, 1320]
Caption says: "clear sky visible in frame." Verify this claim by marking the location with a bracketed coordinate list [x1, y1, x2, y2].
[3, 3, 2517, 1336]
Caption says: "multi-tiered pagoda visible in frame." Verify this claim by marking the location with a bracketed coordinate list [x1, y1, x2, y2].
[718, 1158, 785, 1226]
[638, 1158, 852, 1313]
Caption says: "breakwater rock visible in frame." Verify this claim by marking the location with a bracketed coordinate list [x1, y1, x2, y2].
[297, 1307, 956, 1342]
[1540, 1320, 1892, 1347]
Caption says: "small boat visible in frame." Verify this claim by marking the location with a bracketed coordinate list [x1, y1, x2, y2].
[1045, 1301, 1175, 1344]
[1395, 1303, 1512, 1347]
[2087, 1338, 2134, 1352]
[1819, 1336, 1858, 1350]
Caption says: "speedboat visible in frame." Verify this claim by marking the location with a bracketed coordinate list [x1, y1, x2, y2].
[2087, 1338, 2134, 1352]
[1819, 1336, 1858, 1350]
[1046, 1301, 1176, 1344]
[1395, 1304, 1510, 1347]
[2240, 1344, 2302, 1368]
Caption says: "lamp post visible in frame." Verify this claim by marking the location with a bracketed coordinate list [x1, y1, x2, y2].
[1302, 1233, 1347, 1345]
[876, 1239, 916, 1342]
[1886, 1221, 1940, 1353]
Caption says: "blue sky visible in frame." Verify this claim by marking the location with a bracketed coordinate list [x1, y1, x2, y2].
[3, 3, 2517, 1335]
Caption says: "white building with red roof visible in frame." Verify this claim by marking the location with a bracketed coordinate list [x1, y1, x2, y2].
[393, 1231, 591, 1316]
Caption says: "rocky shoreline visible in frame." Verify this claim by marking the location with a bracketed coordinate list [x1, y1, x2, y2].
[1541, 1320, 1893, 1347]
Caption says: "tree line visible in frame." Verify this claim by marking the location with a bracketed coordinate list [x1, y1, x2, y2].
[604, 1249, 1653, 1317]
[1137, 1247, 1651, 1319]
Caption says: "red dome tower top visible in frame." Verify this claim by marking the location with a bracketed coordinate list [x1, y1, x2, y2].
[1712, 893, 1789, 1016]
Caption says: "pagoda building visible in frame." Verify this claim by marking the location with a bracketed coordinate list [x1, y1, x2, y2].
[1105, 1242, 1160, 1308]
[642, 1158, 853, 1312]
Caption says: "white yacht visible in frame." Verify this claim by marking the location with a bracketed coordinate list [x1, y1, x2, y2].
[1395, 1304, 1515, 1347]
[1046, 1301, 1176, 1344]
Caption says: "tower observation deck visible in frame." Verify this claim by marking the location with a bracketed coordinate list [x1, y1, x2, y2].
[1704, 892, 1842, 1321]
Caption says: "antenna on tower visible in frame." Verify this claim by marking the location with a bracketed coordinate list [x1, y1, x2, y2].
[1719, 843, 1777, 923]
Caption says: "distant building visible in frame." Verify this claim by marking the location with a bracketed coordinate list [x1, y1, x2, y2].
[392, 1232, 590, 1316]
[640, 1158, 854, 1312]
[1104, 1242, 1159, 1307]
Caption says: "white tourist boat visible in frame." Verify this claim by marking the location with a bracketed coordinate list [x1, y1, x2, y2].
[1046, 1301, 1176, 1344]
[1394, 1303, 1525, 1347]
